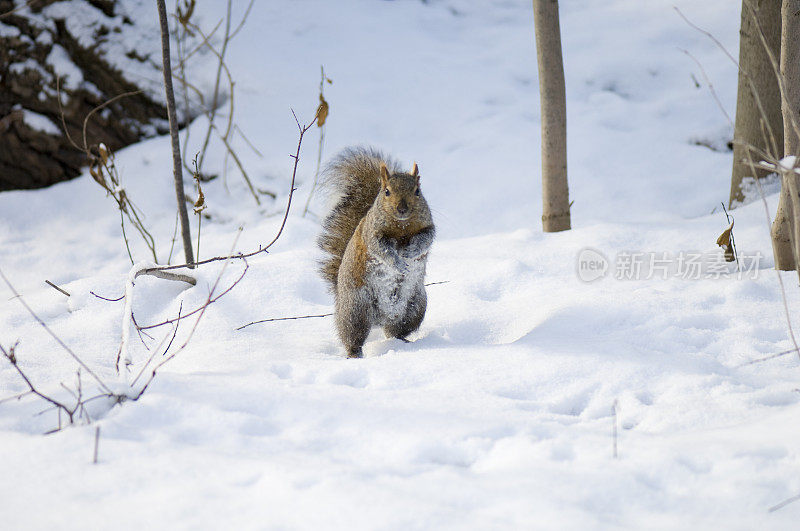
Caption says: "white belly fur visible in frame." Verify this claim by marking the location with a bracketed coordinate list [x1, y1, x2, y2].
[366, 255, 426, 325]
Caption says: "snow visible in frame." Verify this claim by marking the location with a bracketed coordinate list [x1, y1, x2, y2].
[22, 109, 61, 135]
[46, 44, 84, 90]
[2, 0, 800, 528]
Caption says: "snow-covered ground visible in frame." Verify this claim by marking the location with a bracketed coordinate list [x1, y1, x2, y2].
[2, 0, 800, 528]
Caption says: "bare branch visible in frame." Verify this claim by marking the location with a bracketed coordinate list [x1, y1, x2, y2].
[130, 231, 244, 400]
[137, 260, 247, 331]
[738, 346, 799, 366]
[117, 262, 196, 375]
[1, 342, 75, 426]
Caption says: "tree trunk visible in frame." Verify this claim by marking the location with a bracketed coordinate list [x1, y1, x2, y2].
[771, 193, 794, 269]
[533, 0, 570, 233]
[773, 0, 800, 273]
[156, 0, 194, 267]
[0, 0, 179, 192]
[730, 0, 783, 208]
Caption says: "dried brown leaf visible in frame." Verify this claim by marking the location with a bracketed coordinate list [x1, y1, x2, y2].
[194, 188, 205, 209]
[716, 220, 735, 262]
[89, 162, 107, 189]
[316, 94, 329, 127]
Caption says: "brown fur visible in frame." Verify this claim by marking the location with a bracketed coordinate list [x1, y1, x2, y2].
[348, 222, 368, 289]
[317, 147, 397, 290]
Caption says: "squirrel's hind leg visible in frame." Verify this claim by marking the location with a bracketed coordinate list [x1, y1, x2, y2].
[335, 293, 371, 358]
[383, 287, 427, 341]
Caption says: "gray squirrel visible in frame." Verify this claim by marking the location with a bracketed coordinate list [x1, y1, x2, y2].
[318, 147, 435, 357]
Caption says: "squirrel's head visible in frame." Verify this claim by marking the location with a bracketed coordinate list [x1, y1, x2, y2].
[379, 161, 422, 222]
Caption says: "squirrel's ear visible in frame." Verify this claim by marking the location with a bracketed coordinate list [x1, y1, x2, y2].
[380, 162, 390, 187]
[410, 162, 419, 178]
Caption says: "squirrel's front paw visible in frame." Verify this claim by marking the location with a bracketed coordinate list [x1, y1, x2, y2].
[394, 258, 409, 273]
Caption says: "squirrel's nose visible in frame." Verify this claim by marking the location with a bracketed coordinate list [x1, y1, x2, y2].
[397, 200, 409, 215]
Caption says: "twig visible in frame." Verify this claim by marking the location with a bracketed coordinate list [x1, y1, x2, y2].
[118, 208, 134, 265]
[44, 280, 70, 297]
[236, 312, 332, 331]
[738, 346, 800, 366]
[55, 76, 81, 151]
[131, 302, 182, 388]
[769, 493, 800, 513]
[130, 313, 155, 348]
[217, 130, 260, 205]
[303, 65, 331, 216]
[675, 6, 780, 165]
[167, 210, 180, 265]
[749, 160, 800, 360]
[678, 47, 734, 127]
[93, 426, 100, 464]
[174, 18, 224, 70]
[266, 110, 314, 249]
[81, 91, 142, 151]
[89, 291, 124, 302]
[228, 0, 256, 40]
[195, 0, 232, 173]
[0, 390, 33, 405]
[233, 124, 263, 157]
[235, 281, 448, 330]
[720, 202, 740, 271]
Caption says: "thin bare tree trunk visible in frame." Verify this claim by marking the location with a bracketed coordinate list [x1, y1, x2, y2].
[774, 0, 800, 274]
[533, 0, 570, 232]
[730, 0, 782, 208]
[157, 0, 194, 267]
[772, 193, 794, 269]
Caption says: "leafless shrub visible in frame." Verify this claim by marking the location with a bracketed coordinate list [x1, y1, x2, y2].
[0, 110, 317, 433]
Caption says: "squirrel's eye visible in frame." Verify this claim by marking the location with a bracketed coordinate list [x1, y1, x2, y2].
[414, 188, 420, 196]
[385, 188, 390, 196]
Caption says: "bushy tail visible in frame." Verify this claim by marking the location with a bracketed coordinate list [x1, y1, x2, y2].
[317, 147, 399, 290]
